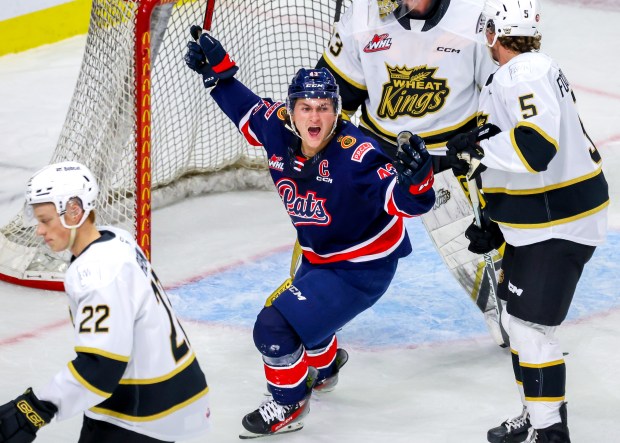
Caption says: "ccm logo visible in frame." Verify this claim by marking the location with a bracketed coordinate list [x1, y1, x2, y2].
[508, 281, 523, 296]
[437, 46, 460, 53]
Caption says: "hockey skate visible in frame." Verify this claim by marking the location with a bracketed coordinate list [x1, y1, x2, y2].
[521, 403, 570, 443]
[521, 424, 570, 443]
[314, 348, 349, 393]
[488, 406, 531, 443]
[239, 366, 319, 439]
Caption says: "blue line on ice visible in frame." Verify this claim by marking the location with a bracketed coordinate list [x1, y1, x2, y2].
[170, 218, 620, 348]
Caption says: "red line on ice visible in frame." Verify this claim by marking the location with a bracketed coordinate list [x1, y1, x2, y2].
[0, 319, 68, 347]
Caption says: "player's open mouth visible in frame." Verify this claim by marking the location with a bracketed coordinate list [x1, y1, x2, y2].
[308, 127, 321, 137]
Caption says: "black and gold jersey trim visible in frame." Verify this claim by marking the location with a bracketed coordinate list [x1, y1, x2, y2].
[485, 168, 609, 228]
[69, 347, 129, 398]
[89, 355, 208, 421]
[510, 122, 559, 172]
[359, 108, 479, 150]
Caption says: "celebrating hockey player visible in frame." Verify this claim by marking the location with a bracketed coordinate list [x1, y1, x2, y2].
[185, 31, 435, 438]
[0, 162, 210, 443]
[315, 0, 509, 345]
[446, 0, 609, 441]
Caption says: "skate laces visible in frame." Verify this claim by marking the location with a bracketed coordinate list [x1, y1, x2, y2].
[523, 426, 538, 442]
[504, 407, 529, 431]
[258, 399, 289, 423]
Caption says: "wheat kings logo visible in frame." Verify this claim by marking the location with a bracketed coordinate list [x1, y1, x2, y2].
[433, 188, 451, 209]
[378, 64, 450, 119]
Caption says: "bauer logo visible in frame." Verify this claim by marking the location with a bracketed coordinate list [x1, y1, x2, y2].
[364, 34, 392, 53]
[269, 154, 284, 172]
[351, 142, 374, 162]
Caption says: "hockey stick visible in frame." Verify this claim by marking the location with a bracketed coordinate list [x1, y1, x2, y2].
[334, 0, 345, 23]
[465, 158, 509, 347]
[203, 0, 216, 32]
[190, 0, 216, 40]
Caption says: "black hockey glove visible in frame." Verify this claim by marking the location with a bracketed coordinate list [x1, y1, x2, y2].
[446, 123, 501, 179]
[446, 132, 485, 178]
[184, 41, 218, 88]
[464, 217, 505, 254]
[0, 388, 57, 443]
[394, 132, 434, 195]
[195, 29, 239, 79]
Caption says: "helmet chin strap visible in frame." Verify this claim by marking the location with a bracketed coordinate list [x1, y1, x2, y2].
[487, 32, 499, 48]
[67, 227, 78, 252]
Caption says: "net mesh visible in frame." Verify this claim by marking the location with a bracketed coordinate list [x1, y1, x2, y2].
[0, 0, 351, 286]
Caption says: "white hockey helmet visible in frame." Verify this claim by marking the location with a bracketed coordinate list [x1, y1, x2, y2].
[24, 161, 99, 229]
[477, 0, 541, 46]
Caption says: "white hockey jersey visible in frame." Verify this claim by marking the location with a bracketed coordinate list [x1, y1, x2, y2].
[320, 0, 496, 151]
[38, 227, 210, 441]
[477, 52, 609, 247]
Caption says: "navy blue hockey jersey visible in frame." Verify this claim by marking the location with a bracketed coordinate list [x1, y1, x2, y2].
[210, 78, 435, 267]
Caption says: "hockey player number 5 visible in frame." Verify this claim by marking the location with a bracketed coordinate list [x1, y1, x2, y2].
[151, 273, 190, 363]
[518, 94, 538, 119]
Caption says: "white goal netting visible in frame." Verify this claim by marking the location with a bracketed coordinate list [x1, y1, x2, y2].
[0, 0, 350, 289]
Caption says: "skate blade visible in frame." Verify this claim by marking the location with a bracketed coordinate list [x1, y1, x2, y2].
[313, 349, 349, 393]
[239, 421, 304, 439]
[313, 374, 339, 393]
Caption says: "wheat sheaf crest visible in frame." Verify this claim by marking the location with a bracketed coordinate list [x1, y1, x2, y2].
[387, 65, 436, 81]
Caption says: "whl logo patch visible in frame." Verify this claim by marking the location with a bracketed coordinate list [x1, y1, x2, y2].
[378, 64, 450, 119]
[364, 33, 393, 53]
[269, 154, 284, 171]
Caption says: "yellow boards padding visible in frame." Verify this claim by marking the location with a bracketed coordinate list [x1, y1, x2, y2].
[0, 0, 92, 56]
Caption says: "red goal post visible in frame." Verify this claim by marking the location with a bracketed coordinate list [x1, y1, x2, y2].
[0, 0, 349, 291]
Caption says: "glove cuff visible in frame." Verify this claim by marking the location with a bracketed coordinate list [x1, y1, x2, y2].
[210, 54, 238, 78]
[407, 166, 434, 195]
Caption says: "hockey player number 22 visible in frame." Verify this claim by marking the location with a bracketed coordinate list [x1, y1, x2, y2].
[151, 273, 191, 363]
[79, 305, 110, 333]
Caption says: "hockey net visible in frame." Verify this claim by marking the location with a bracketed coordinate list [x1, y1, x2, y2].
[0, 0, 350, 290]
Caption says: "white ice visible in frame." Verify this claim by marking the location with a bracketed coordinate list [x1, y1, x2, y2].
[0, 1, 619, 442]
